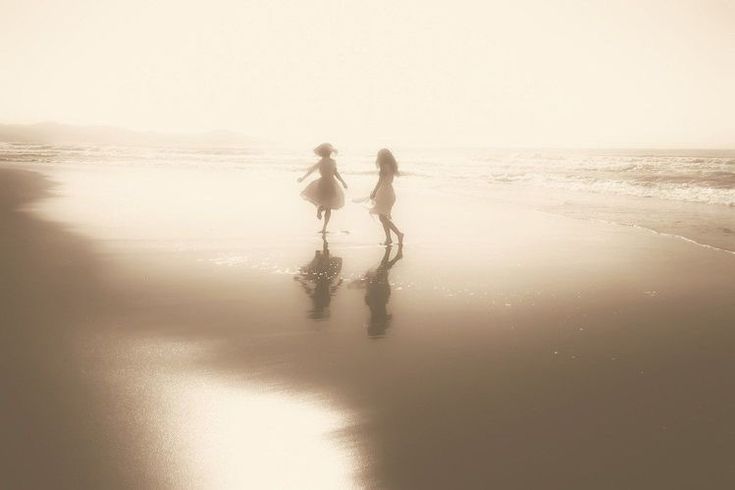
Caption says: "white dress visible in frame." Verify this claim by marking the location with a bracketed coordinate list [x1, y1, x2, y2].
[370, 170, 396, 217]
[301, 158, 345, 210]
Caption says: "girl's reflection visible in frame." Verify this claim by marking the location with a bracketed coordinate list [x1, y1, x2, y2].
[294, 238, 343, 320]
[360, 245, 403, 337]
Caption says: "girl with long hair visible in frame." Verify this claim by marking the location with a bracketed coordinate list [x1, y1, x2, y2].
[370, 148, 403, 244]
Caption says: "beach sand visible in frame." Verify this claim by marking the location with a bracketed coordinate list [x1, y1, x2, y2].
[2, 165, 735, 489]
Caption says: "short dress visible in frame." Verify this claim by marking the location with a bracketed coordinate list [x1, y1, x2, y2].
[301, 158, 345, 210]
[370, 170, 396, 217]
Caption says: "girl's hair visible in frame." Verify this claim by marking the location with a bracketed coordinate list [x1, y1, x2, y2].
[314, 142, 336, 158]
[376, 148, 398, 175]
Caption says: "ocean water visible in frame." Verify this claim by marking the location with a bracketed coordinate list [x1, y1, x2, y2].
[2, 142, 733, 253]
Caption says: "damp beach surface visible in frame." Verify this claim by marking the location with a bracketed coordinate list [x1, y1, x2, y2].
[2, 160, 735, 489]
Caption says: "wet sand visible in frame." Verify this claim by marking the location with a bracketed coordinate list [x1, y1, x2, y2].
[2, 166, 735, 489]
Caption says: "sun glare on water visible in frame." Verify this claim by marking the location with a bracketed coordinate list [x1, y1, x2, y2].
[150, 372, 360, 489]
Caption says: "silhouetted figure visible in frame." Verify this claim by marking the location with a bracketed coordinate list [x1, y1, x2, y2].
[298, 143, 348, 234]
[294, 238, 343, 320]
[370, 148, 404, 244]
[363, 245, 403, 337]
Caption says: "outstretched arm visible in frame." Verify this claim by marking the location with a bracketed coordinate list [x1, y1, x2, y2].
[298, 163, 319, 183]
[335, 170, 348, 189]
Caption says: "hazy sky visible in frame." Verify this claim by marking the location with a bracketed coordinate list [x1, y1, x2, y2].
[1, 0, 734, 147]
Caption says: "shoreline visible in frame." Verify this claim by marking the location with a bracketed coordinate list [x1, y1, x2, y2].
[539, 210, 735, 257]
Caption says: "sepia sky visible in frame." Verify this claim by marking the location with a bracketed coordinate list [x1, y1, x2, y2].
[1, 0, 734, 147]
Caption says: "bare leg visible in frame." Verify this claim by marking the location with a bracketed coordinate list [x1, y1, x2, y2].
[322, 209, 331, 233]
[317, 206, 323, 220]
[379, 215, 392, 244]
[387, 218, 404, 243]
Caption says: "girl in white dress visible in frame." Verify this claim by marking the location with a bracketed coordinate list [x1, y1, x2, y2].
[298, 143, 348, 234]
[370, 148, 404, 244]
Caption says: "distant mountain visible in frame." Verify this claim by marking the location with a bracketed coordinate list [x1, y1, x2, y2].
[0, 122, 264, 147]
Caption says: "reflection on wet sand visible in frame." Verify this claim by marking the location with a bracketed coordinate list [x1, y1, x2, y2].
[8, 167, 735, 490]
[353, 245, 403, 337]
[151, 369, 358, 489]
[294, 237, 343, 320]
[1, 169, 359, 488]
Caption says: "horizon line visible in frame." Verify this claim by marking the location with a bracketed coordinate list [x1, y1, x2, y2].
[0, 121, 733, 152]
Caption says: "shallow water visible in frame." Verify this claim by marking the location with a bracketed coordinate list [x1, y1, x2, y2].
[3, 143, 734, 253]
